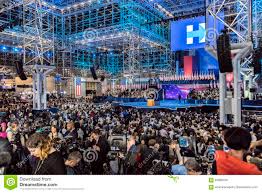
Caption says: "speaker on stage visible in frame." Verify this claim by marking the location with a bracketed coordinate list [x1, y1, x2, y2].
[15, 59, 27, 80]
[90, 66, 98, 80]
[252, 48, 262, 74]
[250, 88, 257, 93]
[216, 31, 233, 73]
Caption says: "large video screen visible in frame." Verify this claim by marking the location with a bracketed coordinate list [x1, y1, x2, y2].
[171, 16, 224, 51]
[163, 84, 190, 99]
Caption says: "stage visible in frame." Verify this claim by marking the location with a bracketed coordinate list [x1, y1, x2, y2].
[118, 100, 218, 110]
[118, 100, 262, 111]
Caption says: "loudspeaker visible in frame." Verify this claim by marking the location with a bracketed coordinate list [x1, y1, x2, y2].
[216, 31, 233, 73]
[90, 66, 98, 80]
[250, 88, 257, 93]
[15, 60, 27, 80]
[100, 75, 105, 82]
[253, 48, 262, 74]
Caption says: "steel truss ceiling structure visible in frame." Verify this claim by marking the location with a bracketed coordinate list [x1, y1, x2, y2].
[206, 0, 254, 78]
[253, 0, 262, 48]
[0, 0, 260, 77]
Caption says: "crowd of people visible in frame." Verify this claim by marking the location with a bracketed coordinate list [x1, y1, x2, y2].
[0, 92, 261, 175]
[188, 88, 219, 100]
[106, 88, 146, 98]
[105, 86, 220, 100]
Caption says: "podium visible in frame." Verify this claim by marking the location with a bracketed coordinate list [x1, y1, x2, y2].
[147, 99, 155, 106]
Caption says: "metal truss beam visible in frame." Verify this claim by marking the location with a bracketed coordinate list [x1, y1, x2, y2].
[206, 0, 254, 126]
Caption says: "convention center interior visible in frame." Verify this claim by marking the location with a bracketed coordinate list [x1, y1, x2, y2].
[0, 0, 262, 175]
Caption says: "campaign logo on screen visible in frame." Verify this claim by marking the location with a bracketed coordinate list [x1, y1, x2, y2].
[186, 23, 205, 45]
[171, 16, 224, 51]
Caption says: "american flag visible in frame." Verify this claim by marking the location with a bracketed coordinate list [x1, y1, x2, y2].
[75, 77, 81, 97]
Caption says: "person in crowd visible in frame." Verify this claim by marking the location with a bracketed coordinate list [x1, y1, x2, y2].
[48, 125, 64, 141]
[178, 94, 182, 103]
[0, 121, 7, 139]
[64, 121, 78, 141]
[65, 151, 84, 175]
[124, 136, 138, 174]
[140, 139, 160, 174]
[6, 120, 19, 143]
[89, 129, 110, 174]
[214, 127, 262, 175]
[26, 133, 66, 175]
[184, 158, 201, 175]
[250, 139, 262, 150]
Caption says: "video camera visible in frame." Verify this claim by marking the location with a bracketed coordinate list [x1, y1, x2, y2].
[107, 135, 127, 162]
[108, 134, 127, 152]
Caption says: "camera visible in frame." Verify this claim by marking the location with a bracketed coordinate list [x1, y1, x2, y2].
[108, 134, 127, 152]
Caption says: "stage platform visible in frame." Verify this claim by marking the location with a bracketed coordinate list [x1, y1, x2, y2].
[118, 100, 262, 111]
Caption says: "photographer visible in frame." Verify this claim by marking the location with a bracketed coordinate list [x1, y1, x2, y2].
[26, 133, 66, 175]
[90, 129, 110, 174]
[214, 127, 262, 175]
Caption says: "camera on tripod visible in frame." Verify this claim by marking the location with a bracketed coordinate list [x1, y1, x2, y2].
[108, 134, 127, 152]
[107, 134, 126, 161]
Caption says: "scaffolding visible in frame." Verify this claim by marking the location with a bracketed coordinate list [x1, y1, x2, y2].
[0, 0, 209, 77]
[0, 0, 260, 89]
[253, 0, 262, 48]
[206, 0, 255, 126]
[66, 0, 171, 76]
[155, 0, 205, 17]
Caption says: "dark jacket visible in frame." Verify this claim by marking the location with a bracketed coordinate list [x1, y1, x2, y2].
[91, 136, 110, 174]
[124, 145, 138, 174]
[33, 151, 66, 175]
[140, 147, 159, 174]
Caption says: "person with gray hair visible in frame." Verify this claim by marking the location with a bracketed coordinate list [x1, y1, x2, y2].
[65, 151, 83, 175]
[184, 158, 201, 175]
